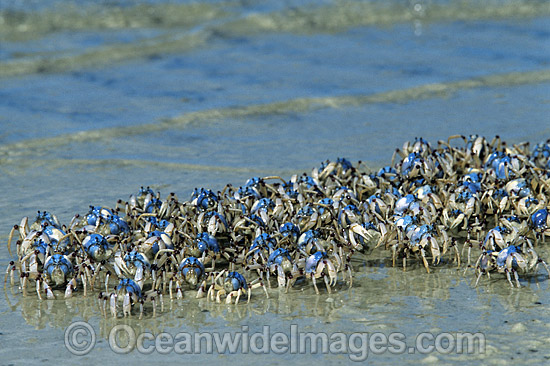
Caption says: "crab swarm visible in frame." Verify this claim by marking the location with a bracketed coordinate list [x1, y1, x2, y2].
[5, 136, 550, 317]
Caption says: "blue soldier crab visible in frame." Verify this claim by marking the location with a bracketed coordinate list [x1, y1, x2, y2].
[168, 256, 208, 299]
[474, 237, 550, 288]
[41, 253, 78, 299]
[207, 270, 268, 304]
[266, 248, 301, 290]
[5, 134, 550, 314]
[305, 251, 341, 294]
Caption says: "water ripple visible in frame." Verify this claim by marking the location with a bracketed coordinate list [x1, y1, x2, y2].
[1, 68, 548, 160]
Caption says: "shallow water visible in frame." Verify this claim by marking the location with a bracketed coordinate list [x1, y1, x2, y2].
[1, 0, 550, 364]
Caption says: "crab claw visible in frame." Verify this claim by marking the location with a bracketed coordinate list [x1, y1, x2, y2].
[349, 223, 375, 248]
[65, 285, 73, 299]
[465, 198, 476, 217]
[44, 282, 55, 299]
[323, 274, 332, 294]
[216, 290, 224, 303]
[113, 253, 128, 277]
[450, 214, 465, 230]
[225, 292, 233, 304]
[196, 281, 206, 299]
[325, 259, 338, 287]
[64, 279, 77, 299]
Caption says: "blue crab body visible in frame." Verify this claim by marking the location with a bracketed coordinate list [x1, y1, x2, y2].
[120, 251, 151, 287]
[82, 233, 112, 262]
[366, 194, 385, 215]
[318, 198, 334, 214]
[111, 278, 145, 317]
[401, 152, 425, 178]
[282, 180, 299, 198]
[414, 185, 433, 200]
[304, 251, 339, 294]
[224, 271, 248, 292]
[532, 140, 550, 168]
[85, 206, 113, 226]
[44, 254, 74, 287]
[108, 215, 130, 235]
[179, 257, 205, 286]
[236, 185, 261, 200]
[279, 222, 300, 241]
[338, 204, 360, 226]
[297, 229, 321, 254]
[28, 237, 50, 263]
[250, 233, 275, 255]
[305, 251, 328, 274]
[124, 251, 151, 271]
[395, 194, 417, 215]
[395, 215, 415, 232]
[145, 230, 174, 256]
[496, 246, 519, 268]
[199, 211, 228, 236]
[268, 248, 292, 268]
[377, 166, 398, 182]
[252, 198, 275, 213]
[196, 232, 220, 254]
[462, 173, 482, 194]
[531, 209, 548, 230]
[128, 186, 156, 211]
[30, 211, 62, 231]
[299, 175, 318, 189]
[409, 224, 432, 243]
[192, 188, 218, 210]
[42, 225, 70, 252]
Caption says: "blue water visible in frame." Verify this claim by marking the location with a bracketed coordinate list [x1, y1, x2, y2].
[1, 0, 550, 364]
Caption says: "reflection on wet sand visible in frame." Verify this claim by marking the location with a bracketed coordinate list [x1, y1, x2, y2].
[6, 281, 348, 334]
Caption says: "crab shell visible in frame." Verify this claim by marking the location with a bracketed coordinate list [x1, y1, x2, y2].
[44, 254, 74, 286]
[179, 257, 205, 286]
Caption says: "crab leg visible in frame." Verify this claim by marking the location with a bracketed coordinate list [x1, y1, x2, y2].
[110, 293, 117, 317]
[36, 279, 42, 300]
[123, 293, 131, 317]
[421, 249, 430, 274]
[7, 225, 17, 257]
[474, 270, 484, 287]
[100, 294, 108, 317]
[276, 266, 286, 288]
[311, 274, 320, 295]
[504, 269, 514, 288]
[20, 217, 28, 238]
[4, 262, 15, 287]
[538, 259, 550, 278]
[104, 272, 110, 293]
[169, 279, 174, 299]
[513, 270, 521, 288]
[323, 275, 332, 294]
[21, 274, 28, 295]
[81, 274, 87, 296]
